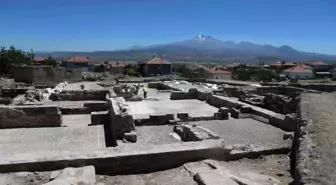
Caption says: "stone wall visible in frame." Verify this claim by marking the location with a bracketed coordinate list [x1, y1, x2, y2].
[289, 84, 336, 92]
[264, 93, 300, 114]
[148, 82, 182, 91]
[106, 96, 135, 146]
[0, 105, 62, 129]
[12, 66, 82, 85]
[59, 90, 110, 101]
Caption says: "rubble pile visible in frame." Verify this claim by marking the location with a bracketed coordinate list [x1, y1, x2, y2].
[113, 84, 142, 101]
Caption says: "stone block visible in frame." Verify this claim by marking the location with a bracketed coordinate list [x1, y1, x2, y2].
[44, 166, 96, 185]
[124, 131, 137, 143]
[230, 108, 240, 119]
[240, 106, 251, 113]
[149, 113, 174, 125]
[218, 107, 229, 115]
[170, 91, 187, 100]
[0, 106, 62, 128]
[84, 102, 108, 112]
[90, 111, 108, 126]
[61, 107, 90, 115]
[213, 112, 222, 120]
[177, 112, 189, 121]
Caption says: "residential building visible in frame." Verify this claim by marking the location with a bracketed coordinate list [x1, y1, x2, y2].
[270, 62, 297, 69]
[311, 61, 329, 71]
[183, 65, 231, 79]
[281, 64, 314, 79]
[139, 57, 172, 76]
[109, 61, 125, 74]
[61, 56, 94, 72]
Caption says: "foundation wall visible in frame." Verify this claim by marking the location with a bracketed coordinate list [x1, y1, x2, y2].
[0, 105, 62, 129]
[59, 90, 110, 101]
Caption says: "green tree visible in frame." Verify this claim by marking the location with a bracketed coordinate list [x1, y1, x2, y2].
[0, 45, 34, 74]
[41, 56, 57, 67]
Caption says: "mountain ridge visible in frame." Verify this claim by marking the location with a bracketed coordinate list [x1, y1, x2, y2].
[35, 34, 336, 62]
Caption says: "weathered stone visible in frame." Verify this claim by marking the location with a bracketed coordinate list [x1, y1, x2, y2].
[0, 106, 62, 128]
[84, 102, 108, 112]
[124, 131, 137, 143]
[194, 172, 239, 185]
[44, 166, 96, 185]
[240, 106, 251, 113]
[170, 91, 187, 100]
[177, 112, 189, 121]
[230, 108, 240, 119]
[218, 107, 229, 115]
[0, 97, 12, 105]
[90, 111, 108, 125]
[213, 112, 222, 120]
[283, 132, 293, 140]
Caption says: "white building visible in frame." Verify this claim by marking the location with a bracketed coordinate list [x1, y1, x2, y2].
[281, 65, 314, 79]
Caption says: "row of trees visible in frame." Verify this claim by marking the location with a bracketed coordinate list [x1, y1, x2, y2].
[0, 45, 57, 75]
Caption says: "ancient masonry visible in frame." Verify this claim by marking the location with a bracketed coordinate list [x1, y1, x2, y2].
[0, 79, 332, 184]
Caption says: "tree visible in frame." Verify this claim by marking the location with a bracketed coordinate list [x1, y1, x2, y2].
[41, 56, 57, 67]
[0, 45, 34, 75]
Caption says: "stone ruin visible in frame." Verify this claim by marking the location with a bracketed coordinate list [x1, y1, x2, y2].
[0, 79, 335, 185]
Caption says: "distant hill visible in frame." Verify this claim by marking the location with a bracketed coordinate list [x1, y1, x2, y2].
[36, 34, 336, 63]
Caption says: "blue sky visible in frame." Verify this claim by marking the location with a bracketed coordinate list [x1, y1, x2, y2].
[0, 0, 335, 54]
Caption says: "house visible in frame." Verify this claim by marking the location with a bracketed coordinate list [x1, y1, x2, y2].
[139, 57, 172, 76]
[270, 62, 297, 69]
[184, 65, 231, 79]
[204, 66, 232, 79]
[109, 61, 125, 74]
[61, 56, 94, 72]
[281, 64, 314, 79]
[311, 61, 329, 71]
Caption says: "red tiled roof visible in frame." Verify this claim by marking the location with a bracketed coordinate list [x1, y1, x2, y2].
[200, 66, 231, 75]
[66, 56, 92, 63]
[271, 62, 297, 67]
[312, 61, 328, 65]
[34, 57, 46, 62]
[283, 65, 312, 73]
[109, 62, 125, 67]
[144, 58, 170, 65]
[211, 65, 228, 71]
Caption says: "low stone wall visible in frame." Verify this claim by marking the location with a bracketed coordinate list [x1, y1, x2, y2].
[289, 84, 336, 92]
[0, 140, 227, 174]
[59, 90, 110, 101]
[148, 82, 182, 91]
[264, 93, 300, 114]
[106, 96, 135, 145]
[0, 105, 62, 129]
[1, 88, 34, 98]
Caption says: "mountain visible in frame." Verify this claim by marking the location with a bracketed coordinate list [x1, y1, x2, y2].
[35, 34, 336, 62]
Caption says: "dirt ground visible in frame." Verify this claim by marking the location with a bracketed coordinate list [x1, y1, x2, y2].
[299, 93, 336, 184]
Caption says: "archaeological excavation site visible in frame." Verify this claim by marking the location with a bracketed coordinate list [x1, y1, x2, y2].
[0, 78, 335, 185]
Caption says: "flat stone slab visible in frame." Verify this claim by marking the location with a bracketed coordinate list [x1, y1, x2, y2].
[192, 119, 289, 146]
[62, 114, 91, 127]
[0, 125, 106, 157]
[134, 125, 182, 145]
[128, 99, 218, 119]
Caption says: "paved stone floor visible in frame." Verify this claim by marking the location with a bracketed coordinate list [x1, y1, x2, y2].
[0, 125, 106, 157]
[193, 119, 289, 146]
[63, 82, 105, 90]
[62, 114, 91, 127]
[128, 99, 218, 119]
